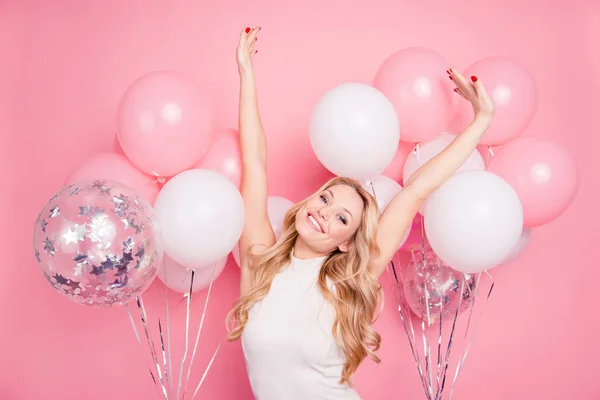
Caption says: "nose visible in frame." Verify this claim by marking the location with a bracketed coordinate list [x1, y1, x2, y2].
[317, 207, 329, 221]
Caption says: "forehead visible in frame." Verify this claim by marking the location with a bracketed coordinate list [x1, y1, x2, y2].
[325, 184, 364, 213]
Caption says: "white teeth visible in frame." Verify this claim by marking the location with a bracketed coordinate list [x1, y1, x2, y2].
[308, 215, 323, 232]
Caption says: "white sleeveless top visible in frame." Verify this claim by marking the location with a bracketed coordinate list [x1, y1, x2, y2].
[242, 251, 362, 400]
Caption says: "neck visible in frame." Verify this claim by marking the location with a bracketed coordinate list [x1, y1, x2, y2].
[293, 236, 328, 260]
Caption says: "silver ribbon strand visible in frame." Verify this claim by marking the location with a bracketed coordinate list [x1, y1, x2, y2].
[176, 269, 196, 400]
[182, 263, 218, 399]
[136, 296, 169, 400]
[448, 272, 495, 400]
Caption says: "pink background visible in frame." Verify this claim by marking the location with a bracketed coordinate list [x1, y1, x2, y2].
[2, 0, 599, 399]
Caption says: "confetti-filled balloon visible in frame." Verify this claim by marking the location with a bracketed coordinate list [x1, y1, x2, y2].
[32, 180, 163, 307]
[401, 250, 476, 324]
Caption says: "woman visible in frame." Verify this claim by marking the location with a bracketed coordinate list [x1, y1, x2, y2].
[227, 26, 494, 399]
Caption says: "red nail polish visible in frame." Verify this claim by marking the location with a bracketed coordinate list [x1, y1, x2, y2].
[454, 88, 458, 92]
[245, 27, 251, 33]
[449, 76, 453, 80]
[471, 76, 478, 82]
[446, 69, 450, 74]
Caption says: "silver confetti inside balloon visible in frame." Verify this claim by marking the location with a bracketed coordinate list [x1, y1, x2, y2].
[32, 180, 163, 307]
[401, 250, 476, 324]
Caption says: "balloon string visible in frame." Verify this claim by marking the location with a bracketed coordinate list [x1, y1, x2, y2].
[125, 303, 166, 398]
[435, 283, 443, 395]
[192, 337, 225, 399]
[434, 278, 466, 400]
[164, 261, 174, 399]
[485, 145, 495, 169]
[158, 319, 170, 397]
[176, 269, 195, 400]
[389, 256, 431, 399]
[136, 296, 169, 400]
[419, 250, 434, 399]
[448, 272, 495, 400]
[182, 263, 218, 399]
[125, 304, 141, 344]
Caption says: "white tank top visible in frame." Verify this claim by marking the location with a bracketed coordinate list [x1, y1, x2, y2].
[242, 251, 362, 400]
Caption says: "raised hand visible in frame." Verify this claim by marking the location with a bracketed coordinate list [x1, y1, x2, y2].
[236, 26, 260, 74]
[447, 68, 495, 119]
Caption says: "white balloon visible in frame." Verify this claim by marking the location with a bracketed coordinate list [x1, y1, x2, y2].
[361, 175, 410, 249]
[361, 175, 402, 213]
[500, 228, 531, 265]
[309, 83, 400, 179]
[232, 196, 295, 268]
[423, 170, 523, 273]
[403, 134, 485, 184]
[154, 169, 245, 269]
[157, 254, 228, 294]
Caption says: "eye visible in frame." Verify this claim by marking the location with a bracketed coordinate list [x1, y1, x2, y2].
[336, 214, 347, 225]
[320, 195, 328, 204]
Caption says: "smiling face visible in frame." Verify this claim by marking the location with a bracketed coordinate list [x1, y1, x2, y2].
[295, 184, 366, 254]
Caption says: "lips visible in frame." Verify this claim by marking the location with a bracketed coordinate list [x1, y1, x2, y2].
[307, 213, 324, 233]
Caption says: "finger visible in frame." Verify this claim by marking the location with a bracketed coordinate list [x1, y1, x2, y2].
[453, 87, 469, 101]
[470, 75, 488, 98]
[448, 68, 476, 97]
[240, 27, 251, 39]
[249, 41, 256, 54]
[247, 26, 261, 42]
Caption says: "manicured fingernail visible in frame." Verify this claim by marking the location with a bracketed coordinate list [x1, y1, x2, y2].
[245, 27, 251, 33]
[446, 69, 450, 74]
[449, 76, 453, 80]
[471, 76, 478, 82]
[453, 88, 458, 92]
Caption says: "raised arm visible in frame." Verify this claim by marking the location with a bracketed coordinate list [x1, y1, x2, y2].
[236, 27, 276, 295]
[369, 69, 495, 277]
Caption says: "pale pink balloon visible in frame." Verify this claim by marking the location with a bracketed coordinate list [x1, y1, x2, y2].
[488, 137, 578, 227]
[499, 228, 532, 266]
[382, 141, 414, 184]
[157, 254, 228, 294]
[193, 128, 242, 189]
[373, 47, 458, 143]
[117, 71, 215, 177]
[403, 134, 485, 184]
[453, 57, 537, 146]
[65, 152, 160, 204]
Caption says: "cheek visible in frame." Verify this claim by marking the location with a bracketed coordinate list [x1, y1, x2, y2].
[330, 222, 351, 241]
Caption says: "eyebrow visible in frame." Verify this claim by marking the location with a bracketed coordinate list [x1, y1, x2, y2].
[325, 189, 353, 220]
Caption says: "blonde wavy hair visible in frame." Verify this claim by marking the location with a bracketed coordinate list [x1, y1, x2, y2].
[227, 176, 382, 386]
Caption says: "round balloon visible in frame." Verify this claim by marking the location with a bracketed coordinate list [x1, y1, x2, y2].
[117, 71, 215, 177]
[373, 47, 458, 143]
[154, 169, 244, 269]
[401, 250, 477, 324]
[403, 135, 485, 184]
[232, 196, 294, 267]
[32, 181, 163, 307]
[66, 152, 161, 204]
[309, 83, 400, 180]
[157, 254, 228, 294]
[488, 137, 579, 227]
[362, 176, 412, 249]
[423, 170, 523, 273]
[382, 141, 414, 184]
[193, 128, 242, 189]
[499, 228, 531, 266]
[453, 57, 537, 146]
